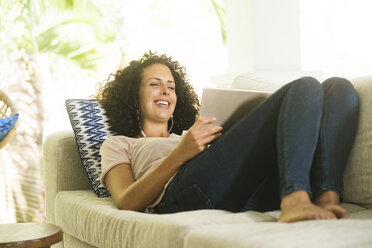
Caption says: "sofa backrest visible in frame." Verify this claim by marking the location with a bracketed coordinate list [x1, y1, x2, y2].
[43, 130, 91, 224]
[344, 76, 372, 208]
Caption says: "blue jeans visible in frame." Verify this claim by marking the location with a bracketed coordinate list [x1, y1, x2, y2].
[156, 77, 359, 213]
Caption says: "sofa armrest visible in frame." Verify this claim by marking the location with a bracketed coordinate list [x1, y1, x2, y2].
[42, 130, 91, 224]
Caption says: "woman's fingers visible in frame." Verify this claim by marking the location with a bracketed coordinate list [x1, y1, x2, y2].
[206, 124, 223, 135]
[178, 117, 223, 158]
[193, 118, 222, 134]
[194, 132, 222, 154]
[192, 124, 223, 148]
[189, 123, 222, 143]
[201, 132, 222, 145]
[193, 117, 217, 129]
[175, 119, 223, 162]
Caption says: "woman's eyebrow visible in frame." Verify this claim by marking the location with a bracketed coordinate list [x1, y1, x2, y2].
[148, 77, 175, 83]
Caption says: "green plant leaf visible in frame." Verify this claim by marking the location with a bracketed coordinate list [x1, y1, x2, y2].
[210, 0, 226, 44]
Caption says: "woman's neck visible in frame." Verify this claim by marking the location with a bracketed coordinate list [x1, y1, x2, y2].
[140, 129, 169, 138]
[141, 123, 169, 138]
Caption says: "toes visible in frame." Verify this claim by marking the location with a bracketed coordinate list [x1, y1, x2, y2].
[278, 203, 341, 223]
[323, 205, 347, 219]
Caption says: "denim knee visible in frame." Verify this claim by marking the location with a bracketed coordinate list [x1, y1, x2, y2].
[322, 77, 354, 94]
[294, 76, 319, 85]
[323, 77, 351, 87]
[322, 77, 358, 106]
[291, 76, 322, 94]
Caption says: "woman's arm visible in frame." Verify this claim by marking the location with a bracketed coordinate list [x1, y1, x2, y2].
[106, 148, 185, 211]
[105, 117, 222, 211]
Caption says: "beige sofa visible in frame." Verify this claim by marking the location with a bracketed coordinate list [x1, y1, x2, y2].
[43, 75, 372, 248]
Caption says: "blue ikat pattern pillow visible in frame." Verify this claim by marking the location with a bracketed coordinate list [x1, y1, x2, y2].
[0, 113, 19, 141]
[65, 99, 112, 197]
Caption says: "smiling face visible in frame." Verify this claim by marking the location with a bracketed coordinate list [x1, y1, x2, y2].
[139, 63, 177, 128]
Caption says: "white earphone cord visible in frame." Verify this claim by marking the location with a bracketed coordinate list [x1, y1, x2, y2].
[141, 115, 173, 138]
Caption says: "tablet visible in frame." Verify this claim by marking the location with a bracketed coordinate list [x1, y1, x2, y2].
[199, 88, 271, 131]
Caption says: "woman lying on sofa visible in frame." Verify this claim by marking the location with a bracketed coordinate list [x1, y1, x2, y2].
[96, 52, 359, 223]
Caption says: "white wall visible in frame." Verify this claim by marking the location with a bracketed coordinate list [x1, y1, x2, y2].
[224, 0, 372, 83]
[300, 0, 372, 79]
[225, 0, 301, 74]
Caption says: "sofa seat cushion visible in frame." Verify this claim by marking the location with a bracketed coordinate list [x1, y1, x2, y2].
[184, 219, 372, 248]
[54, 191, 370, 248]
[54, 190, 275, 248]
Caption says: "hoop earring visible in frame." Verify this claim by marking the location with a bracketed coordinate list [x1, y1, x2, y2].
[168, 115, 174, 134]
[136, 109, 144, 135]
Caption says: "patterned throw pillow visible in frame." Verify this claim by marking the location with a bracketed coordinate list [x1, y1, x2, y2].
[65, 99, 112, 197]
[0, 113, 19, 141]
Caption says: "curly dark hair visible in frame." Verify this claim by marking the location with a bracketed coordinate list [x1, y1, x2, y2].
[96, 51, 200, 137]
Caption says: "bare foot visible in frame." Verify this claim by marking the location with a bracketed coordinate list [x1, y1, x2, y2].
[278, 203, 337, 222]
[314, 191, 347, 219]
[278, 191, 337, 223]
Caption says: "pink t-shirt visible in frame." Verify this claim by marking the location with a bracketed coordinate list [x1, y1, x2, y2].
[100, 133, 182, 212]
